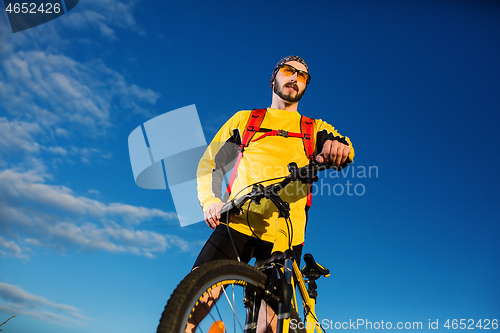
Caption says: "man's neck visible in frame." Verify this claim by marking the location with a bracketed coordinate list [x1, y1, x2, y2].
[270, 95, 299, 112]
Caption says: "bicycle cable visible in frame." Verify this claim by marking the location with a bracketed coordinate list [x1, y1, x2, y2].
[245, 200, 261, 240]
[223, 174, 289, 260]
[224, 172, 306, 257]
[303, 301, 327, 333]
[221, 162, 325, 265]
[229, 175, 288, 203]
[224, 211, 241, 262]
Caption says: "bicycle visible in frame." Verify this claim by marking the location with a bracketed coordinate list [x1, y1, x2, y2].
[157, 161, 333, 333]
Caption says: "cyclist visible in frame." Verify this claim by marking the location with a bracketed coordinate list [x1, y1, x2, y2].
[193, 56, 354, 332]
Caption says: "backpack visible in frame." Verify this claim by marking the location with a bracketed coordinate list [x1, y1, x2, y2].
[225, 108, 315, 207]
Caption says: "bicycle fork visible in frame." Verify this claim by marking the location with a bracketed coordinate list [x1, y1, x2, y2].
[242, 252, 295, 333]
[243, 288, 261, 332]
[276, 256, 294, 332]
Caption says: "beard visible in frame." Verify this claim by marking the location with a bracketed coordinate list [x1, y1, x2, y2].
[273, 81, 306, 103]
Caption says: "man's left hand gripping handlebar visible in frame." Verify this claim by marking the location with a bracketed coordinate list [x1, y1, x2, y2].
[204, 202, 224, 229]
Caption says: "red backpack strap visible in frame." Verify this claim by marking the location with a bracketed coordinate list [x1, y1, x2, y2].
[300, 116, 315, 207]
[240, 108, 267, 149]
[225, 109, 267, 197]
[301, 116, 315, 161]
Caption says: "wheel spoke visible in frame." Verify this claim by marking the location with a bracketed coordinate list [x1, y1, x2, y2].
[221, 284, 244, 332]
[157, 260, 267, 333]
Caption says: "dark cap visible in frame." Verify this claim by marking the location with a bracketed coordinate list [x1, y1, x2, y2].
[270, 55, 309, 87]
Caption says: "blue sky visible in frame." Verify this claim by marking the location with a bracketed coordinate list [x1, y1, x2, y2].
[0, 0, 499, 332]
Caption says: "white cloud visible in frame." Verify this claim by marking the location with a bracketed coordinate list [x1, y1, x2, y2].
[0, 168, 174, 221]
[0, 0, 159, 162]
[0, 0, 143, 54]
[0, 0, 182, 261]
[0, 282, 88, 323]
[0, 51, 159, 167]
[0, 117, 42, 155]
[0, 237, 30, 260]
[1, 51, 138, 131]
[61, 0, 144, 39]
[0, 167, 188, 258]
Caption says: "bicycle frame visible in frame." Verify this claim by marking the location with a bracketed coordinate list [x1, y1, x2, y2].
[292, 259, 323, 333]
[247, 255, 322, 333]
[157, 161, 334, 333]
[219, 161, 332, 333]
[273, 218, 324, 333]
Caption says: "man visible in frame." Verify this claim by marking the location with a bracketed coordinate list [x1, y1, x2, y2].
[192, 56, 354, 332]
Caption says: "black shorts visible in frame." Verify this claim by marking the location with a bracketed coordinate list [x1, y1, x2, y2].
[193, 224, 303, 269]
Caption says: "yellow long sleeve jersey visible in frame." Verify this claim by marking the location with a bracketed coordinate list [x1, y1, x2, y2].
[197, 108, 354, 246]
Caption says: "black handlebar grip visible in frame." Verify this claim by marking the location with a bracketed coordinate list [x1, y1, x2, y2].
[219, 201, 237, 222]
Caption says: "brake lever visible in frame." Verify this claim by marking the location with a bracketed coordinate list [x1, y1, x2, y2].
[219, 198, 244, 222]
[219, 184, 264, 221]
[219, 162, 335, 221]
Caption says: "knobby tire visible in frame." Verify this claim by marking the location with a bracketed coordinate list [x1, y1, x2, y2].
[157, 260, 267, 333]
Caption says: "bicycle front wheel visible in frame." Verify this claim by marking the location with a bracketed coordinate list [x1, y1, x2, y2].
[157, 260, 268, 333]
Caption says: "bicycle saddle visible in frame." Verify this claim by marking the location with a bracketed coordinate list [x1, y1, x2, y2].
[301, 253, 330, 278]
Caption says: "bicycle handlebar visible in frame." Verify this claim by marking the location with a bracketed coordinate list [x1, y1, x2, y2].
[219, 161, 334, 222]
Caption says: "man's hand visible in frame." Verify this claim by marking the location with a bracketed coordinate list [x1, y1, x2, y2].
[315, 139, 351, 167]
[204, 202, 224, 229]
